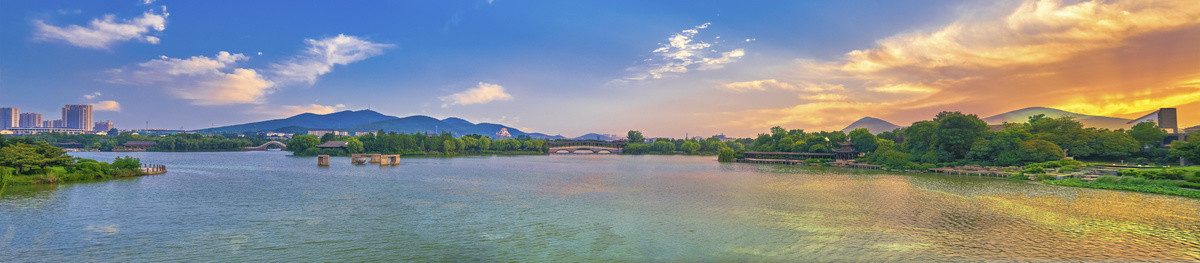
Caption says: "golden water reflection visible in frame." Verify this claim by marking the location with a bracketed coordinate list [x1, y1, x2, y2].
[739, 170, 1200, 261]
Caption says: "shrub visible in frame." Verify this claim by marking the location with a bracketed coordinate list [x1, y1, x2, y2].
[1037, 174, 1057, 181]
[1009, 173, 1029, 181]
[1185, 174, 1200, 184]
[1058, 165, 1080, 173]
[1092, 175, 1119, 184]
[1023, 164, 1046, 174]
[111, 156, 140, 170]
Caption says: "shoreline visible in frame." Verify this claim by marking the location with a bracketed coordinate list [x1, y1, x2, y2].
[732, 158, 1200, 199]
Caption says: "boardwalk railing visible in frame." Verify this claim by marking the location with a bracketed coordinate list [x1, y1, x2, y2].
[140, 164, 167, 175]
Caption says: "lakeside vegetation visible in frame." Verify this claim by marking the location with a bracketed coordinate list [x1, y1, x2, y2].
[719, 111, 1200, 198]
[16, 132, 272, 152]
[1, 137, 143, 188]
[287, 131, 548, 156]
[622, 130, 747, 156]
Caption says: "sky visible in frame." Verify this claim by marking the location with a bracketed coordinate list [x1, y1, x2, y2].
[1, 0, 1198, 138]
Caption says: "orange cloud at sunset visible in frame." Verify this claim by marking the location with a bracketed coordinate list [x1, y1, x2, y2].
[713, 0, 1200, 133]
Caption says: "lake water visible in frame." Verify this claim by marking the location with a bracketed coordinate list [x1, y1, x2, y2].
[2, 151, 1198, 262]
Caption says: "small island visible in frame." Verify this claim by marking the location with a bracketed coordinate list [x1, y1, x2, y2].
[1, 137, 155, 187]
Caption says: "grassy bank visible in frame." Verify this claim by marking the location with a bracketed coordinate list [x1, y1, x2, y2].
[1, 157, 144, 188]
[1044, 177, 1200, 199]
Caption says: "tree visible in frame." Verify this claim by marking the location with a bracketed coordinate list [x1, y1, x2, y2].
[651, 140, 676, 153]
[681, 141, 701, 154]
[0, 143, 41, 173]
[627, 130, 645, 143]
[1170, 136, 1200, 164]
[717, 148, 736, 162]
[932, 111, 989, 158]
[848, 128, 879, 153]
[443, 140, 457, 153]
[111, 156, 141, 170]
[319, 132, 336, 143]
[1019, 139, 1065, 163]
[346, 138, 365, 154]
[288, 135, 320, 154]
[1128, 122, 1168, 148]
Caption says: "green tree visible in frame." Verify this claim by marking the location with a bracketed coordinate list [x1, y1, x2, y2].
[932, 111, 989, 158]
[111, 156, 141, 170]
[1128, 121, 1168, 148]
[1019, 139, 1065, 163]
[848, 128, 879, 153]
[725, 141, 745, 151]
[443, 140, 457, 153]
[0, 143, 40, 173]
[288, 135, 320, 154]
[1170, 136, 1200, 164]
[627, 130, 645, 143]
[319, 132, 336, 143]
[717, 148, 736, 162]
[681, 141, 701, 154]
[346, 138, 365, 154]
[651, 140, 676, 153]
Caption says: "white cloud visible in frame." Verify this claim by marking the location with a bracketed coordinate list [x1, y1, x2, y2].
[107, 35, 388, 106]
[718, 79, 796, 92]
[270, 34, 393, 85]
[440, 82, 514, 107]
[621, 23, 746, 81]
[271, 104, 347, 116]
[33, 7, 168, 49]
[83, 92, 101, 100]
[108, 51, 275, 105]
[92, 100, 121, 111]
[712, 0, 1200, 133]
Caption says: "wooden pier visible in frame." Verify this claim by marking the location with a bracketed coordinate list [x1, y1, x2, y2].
[139, 164, 167, 175]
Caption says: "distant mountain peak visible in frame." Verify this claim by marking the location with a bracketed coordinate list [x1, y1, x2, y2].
[982, 107, 1132, 129]
[841, 117, 900, 134]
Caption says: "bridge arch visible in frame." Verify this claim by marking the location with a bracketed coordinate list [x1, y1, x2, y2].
[243, 141, 287, 151]
[547, 141, 625, 154]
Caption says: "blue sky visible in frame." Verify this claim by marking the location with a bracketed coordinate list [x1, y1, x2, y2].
[3, 0, 1199, 137]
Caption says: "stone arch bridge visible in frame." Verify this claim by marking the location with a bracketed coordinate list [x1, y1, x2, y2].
[243, 141, 286, 151]
[547, 141, 625, 154]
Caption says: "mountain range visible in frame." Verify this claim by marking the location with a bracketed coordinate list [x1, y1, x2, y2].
[841, 107, 1142, 133]
[197, 110, 565, 139]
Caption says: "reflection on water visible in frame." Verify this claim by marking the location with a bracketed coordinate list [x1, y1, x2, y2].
[1, 152, 1198, 262]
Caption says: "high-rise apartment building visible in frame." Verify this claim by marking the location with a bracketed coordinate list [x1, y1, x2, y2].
[62, 104, 93, 130]
[93, 121, 115, 132]
[0, 107, 17, 129]
[19, 113, 43, 128]
[43, 119, 64, 128]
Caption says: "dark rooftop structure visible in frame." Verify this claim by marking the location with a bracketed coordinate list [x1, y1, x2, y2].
[316, 141, 349, 148]
[123, 141, 156, 148]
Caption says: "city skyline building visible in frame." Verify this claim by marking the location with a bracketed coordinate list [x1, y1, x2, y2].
[0, 107, 17, 129]
[43, 119, 64, 128]
[19, 113, 42, 128]
[93, 121, 115, 132]
[62, 104, 93, 131]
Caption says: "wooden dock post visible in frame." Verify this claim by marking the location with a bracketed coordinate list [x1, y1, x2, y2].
[318, 155, 330, 166]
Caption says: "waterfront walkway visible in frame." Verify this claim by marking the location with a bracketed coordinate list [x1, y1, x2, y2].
[139, 164, 167, 175]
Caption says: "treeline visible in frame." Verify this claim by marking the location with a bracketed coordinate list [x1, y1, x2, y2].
[730, 111, 1187, 170]
[287, 131, 548, 156]
[0, 137, 142, 186]
[16, 133, 270, 152]
[621, 130, 746, 155]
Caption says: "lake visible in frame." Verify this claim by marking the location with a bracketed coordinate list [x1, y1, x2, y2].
[2, 151, 1198, 262]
